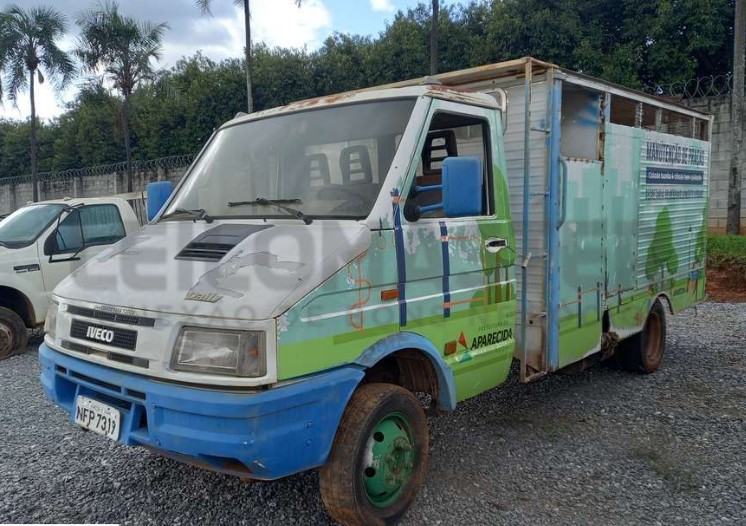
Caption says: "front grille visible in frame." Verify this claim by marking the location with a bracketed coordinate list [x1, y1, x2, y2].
[67, 305, 156, 327]
[70, 319, 138, 351]
[61, 340, 149, 369]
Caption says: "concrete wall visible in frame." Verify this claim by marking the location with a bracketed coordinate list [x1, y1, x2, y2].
[0, 165, 188, 217]
[684, 95, 746, 234]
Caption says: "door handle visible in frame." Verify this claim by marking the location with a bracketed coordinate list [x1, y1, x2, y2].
[484, 237, 507, 253]
[558, 158, 569, 228]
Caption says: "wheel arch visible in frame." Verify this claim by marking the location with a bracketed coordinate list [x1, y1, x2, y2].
[353, 331, 457, 413]
[0, 286, 35, 327]
[652, 292, 674, 315]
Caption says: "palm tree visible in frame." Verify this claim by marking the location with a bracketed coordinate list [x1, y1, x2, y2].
[0, 5, 75, 202]
[76, 1, 168, 192]
[197, 0, 302, 113]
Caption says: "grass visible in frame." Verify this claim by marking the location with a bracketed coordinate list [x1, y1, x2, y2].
[707, 235, 746, 276]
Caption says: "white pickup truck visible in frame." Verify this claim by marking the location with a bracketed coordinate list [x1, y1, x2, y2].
[0, 197, 141, 359]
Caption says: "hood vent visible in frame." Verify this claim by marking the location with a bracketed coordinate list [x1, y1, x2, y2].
[176, 224, 272, 262]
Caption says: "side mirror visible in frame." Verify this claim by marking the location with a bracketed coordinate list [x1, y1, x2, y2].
[441, 157, 483, 217]
[146, 181, 174, 221]
[409, 157, 483, 220]
[43, 230, 57, 256]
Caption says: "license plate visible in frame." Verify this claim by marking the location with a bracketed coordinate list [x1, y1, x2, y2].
[74, 396, 121, 440]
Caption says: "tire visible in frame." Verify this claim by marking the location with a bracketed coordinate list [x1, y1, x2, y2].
[0, 307, 28, 361]
[617, 300, 667, 373]
[320, 383, 429, 526]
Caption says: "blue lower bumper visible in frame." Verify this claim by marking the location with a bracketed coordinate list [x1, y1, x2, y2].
[39, 343, 364, 480]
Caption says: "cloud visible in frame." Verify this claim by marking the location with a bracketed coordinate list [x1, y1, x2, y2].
[251, 0, 332, 49]
[0, 0, 333, 121]
[370, 0, 395, 13]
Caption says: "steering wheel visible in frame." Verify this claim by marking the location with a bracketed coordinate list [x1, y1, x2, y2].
[317, 185, 367, 206]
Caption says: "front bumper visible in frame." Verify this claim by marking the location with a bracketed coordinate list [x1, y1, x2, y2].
[39, 343, 363, 480]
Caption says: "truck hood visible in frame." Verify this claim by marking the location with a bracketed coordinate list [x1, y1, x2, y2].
[54, 220, 371, 320]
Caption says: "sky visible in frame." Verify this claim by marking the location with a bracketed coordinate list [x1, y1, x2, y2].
[0, 0, 456, 122]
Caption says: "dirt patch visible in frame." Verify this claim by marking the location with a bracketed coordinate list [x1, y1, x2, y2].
[706, 266, 746, 302]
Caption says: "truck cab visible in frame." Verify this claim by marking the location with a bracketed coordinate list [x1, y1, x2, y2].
[40, 85, 512, 524]
[0, 197, 140, 359]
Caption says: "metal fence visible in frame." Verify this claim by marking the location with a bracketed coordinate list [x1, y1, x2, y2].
[655, 74, 733, 99]
[0, 153, 196, 187]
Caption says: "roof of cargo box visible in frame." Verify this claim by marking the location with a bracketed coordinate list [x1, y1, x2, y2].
[229, 57, 709, 126]
[375, 56, 712, 121]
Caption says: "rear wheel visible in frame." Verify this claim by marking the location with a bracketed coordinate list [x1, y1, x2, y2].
[618, 300, 666, 373]
[0, 307, 28, 361]
[320, 383, 429, 526]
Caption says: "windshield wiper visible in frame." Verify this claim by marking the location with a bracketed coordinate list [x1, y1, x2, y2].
[161, 208, 214, 224]
[228, 197, 312, 225]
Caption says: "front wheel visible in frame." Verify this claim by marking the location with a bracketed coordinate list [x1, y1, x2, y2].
[0, 307, 28, 361]
[617, 300, 667, 373]
[320, 383, 429, 526]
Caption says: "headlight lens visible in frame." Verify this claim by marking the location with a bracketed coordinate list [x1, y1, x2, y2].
[44, 301, 59, 339]
[171, 327, 266, 377]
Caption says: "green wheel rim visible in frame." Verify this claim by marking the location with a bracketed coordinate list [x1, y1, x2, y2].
[362, 411, 416, 508]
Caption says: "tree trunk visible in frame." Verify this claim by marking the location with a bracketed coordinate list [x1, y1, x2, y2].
[430, 0, 439, 76]
[122, 94, 133, 193]
[29, 69, 39, 203]
[728, 0, 745, 234]
[244, 0, 253, 113]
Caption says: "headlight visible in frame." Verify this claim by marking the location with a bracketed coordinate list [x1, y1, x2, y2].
[171, 327, 266, 377]
[44, 301, 59, 339]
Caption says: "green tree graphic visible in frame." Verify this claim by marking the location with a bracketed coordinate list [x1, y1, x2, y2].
[694, 215, 706, 266]
[645, 206, 679, 283]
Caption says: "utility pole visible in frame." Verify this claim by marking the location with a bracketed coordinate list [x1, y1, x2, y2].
[430, 0, 439, 75]
[243, 0, 253, 114]
[727, 0, 745, 234]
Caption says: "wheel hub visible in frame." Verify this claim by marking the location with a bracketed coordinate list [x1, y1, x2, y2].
[362, 412, 415, 508]
[0, 323, 14, 356]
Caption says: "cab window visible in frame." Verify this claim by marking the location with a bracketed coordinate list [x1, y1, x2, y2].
[407, 112, 493, 219]
[51, 205, 126, 253]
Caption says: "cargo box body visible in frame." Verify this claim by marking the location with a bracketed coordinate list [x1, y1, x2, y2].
[390, 58, 712, 379]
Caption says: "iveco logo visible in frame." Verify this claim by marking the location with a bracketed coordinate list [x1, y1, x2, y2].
[86, 326, 115, 343]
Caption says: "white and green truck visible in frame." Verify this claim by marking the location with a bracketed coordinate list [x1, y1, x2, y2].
[40, 58, 711, 525]
[0, 197, 142, 359]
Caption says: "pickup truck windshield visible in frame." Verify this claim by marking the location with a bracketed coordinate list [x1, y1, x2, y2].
[163, 99, 416, 220]
[0, 204, 65, 248]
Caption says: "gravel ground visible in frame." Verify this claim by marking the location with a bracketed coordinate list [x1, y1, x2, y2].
[1, 302, 744, 525]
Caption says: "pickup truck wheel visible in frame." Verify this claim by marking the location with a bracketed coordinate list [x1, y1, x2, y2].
[320, 383, 429, 526]
[618, 300, 666, 373]
[0, 307, 28, 361]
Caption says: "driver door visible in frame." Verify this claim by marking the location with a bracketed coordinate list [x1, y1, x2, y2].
[39, 204, 127, 293]
[398, 99, 516, 401]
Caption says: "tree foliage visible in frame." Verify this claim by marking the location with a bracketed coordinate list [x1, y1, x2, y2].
[0, 4, 74, 199]
[0, 0, 737, 179]
[76, 0, 168, 190]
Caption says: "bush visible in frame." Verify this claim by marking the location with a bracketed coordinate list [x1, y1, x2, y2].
[707, 235, 746, 276]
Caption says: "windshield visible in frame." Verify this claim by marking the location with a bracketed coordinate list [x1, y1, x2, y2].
[163, 99, 416, 220]
[0, 204, 65, 248]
